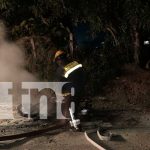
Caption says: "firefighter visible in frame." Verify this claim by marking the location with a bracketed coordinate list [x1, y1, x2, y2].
[53, 50, 85, 125]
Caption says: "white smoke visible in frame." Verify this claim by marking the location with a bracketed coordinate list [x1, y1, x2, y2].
[0, 22, 35, 82]
[0, 22, 56, 119]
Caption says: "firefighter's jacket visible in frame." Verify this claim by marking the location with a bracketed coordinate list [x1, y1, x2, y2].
[56, 61, 85, 97]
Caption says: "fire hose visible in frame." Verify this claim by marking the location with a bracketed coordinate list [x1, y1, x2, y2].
[0, 106, 111, 149]
[85, 130, 106, 150]
[84, 128, 112, 150]
[0, 106, 79, 141]
[0, 107, 110, 150]
[0, 122, 64, 141]
[0, 122, 110, 150]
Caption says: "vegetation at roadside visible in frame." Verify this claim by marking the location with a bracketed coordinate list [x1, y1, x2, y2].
[0, 0, 150, 95]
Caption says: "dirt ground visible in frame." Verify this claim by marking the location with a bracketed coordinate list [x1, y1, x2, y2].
[0, 64, 150, 150]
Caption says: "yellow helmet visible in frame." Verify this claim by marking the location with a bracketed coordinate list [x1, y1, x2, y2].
[53, 50, 65, 62]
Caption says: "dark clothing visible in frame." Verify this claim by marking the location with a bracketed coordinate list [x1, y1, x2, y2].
[56, 62, 85, 116]
[67, 67, 85, 97]
[56, 65, 85, 97]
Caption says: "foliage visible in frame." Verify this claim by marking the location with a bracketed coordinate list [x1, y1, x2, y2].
[80, 35, 124, 95]
[0, 0, 150, 95]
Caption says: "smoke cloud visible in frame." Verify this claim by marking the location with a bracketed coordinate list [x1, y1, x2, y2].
[0, 22, 56, 119]
[0, 22, 36, 82]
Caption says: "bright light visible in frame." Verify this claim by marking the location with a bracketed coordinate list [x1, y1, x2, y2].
[144, 41, 150, 45]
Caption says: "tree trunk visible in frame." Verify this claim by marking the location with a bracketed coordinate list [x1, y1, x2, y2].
[66, 27, 74, 58]
[106, 27, 119, 46]
[131, 26, 140, 64]
[30, 37, 36, 59]
[134, 31, 140, 64]
[60, 23, 74, 58]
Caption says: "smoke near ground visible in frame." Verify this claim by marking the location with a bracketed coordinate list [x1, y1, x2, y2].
[0, 22, 56, 118]
[0, 22, 36, 82]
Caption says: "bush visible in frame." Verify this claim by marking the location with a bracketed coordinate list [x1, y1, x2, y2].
[79, 39, 124, 96]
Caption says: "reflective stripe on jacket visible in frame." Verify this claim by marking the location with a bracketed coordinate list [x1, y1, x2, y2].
[64, 61, 82, 78]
